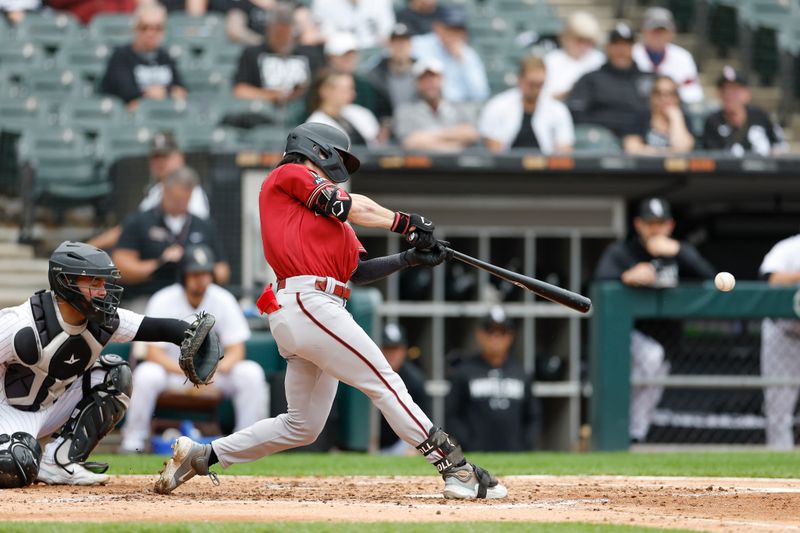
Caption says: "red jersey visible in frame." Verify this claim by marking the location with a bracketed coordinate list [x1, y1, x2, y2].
[259, 163, 365, 283]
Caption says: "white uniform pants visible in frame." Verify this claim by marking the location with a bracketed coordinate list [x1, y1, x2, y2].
[761, 319, 800, 450]
[213, 279, 436, 468]
[0, 368, 105, 462]
[630, 330, 669, 441]
[121, 360, 269, 450]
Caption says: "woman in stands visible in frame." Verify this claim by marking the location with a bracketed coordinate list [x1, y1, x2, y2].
[305, 69, 382, 147]
[624, 75, 695, 156]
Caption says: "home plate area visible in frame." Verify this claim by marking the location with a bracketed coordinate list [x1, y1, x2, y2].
[2, 475, 800, 531]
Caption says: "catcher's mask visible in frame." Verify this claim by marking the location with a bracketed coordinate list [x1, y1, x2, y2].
[283, 122, 360, 183]
[48, 241, 123, 327]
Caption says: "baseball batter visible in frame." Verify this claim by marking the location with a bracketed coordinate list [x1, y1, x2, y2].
[0, 241, 216, 488]
[156, 123, 508, 499]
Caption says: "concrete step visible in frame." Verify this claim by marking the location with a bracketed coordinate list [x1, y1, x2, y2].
[0, 288, 37, 307]
[0, 242, 34, 259]
[0, 271, 47, 286]
[0, 258, 49, 273]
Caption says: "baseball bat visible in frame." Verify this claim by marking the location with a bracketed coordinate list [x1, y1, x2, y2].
[406, 232, 592, 313]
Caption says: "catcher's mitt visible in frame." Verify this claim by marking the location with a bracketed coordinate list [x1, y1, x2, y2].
[179, 311, 223, 386]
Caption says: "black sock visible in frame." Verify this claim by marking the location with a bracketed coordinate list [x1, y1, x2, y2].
[208, 446, 219, 467]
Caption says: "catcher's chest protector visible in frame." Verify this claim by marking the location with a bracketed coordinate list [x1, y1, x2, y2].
[4, 291, 119, 412]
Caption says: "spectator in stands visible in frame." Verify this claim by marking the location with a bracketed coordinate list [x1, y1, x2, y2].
[758, 234, 800, 450]
[306, 70, 381, 146]
[393, 57, 479, 152]
[311, 0, 394, 49]
[624, 75, 695, 155]
[48, 0, 134, 25]
[120, 243, 267, 454]
[88, 131, 209, 251]
[542, 11, 605, 101]
[99, 3, 187, 111]
[223, 0, 324, 47]
[594, 197, 715, 443]
[112, 166, 230, 312]
[702, 66, 787, 157]
[232, 3, 319, 107]
[479, 56, 574, 154]
[632, 7, 703, 104]
[0, 0, 39, 25]
[396, 0, 443, 36]
[411, 5, 489, 103]
[567, 23, 652, 139]
[445, 307, 538, 452]
[324, 31, 389, 120]
[362, 23, 417, 138]
[378, 323, 430, 455]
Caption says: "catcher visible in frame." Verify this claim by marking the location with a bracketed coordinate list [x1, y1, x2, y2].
[0, 241, 221, 488]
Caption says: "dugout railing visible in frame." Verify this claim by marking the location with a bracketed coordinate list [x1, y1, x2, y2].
[590, 281, 800, 451]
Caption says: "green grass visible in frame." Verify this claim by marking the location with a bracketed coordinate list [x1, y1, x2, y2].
[96, 450, 800, 478]
[0, 523, 696, 533]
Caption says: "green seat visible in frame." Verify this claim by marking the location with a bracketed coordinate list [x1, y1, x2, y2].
[244, 125, 291, 151]
[55, 40, 113, 84]
[181, 67, 232, 97]
[133, 98, 218, 130]
[0, 96, 50, 133]
[15, 11, 82, 51]
[212, 96, 276, 129]
[88, 14, 134, 47]
[96, 124, 154, 164]
[573, 124, 621, 153]
[178, 124, 249, 153]
[0, 37, 45, 70]
[21, 68, 86, 101]
[165, 13, 226, 53]
[59, 96, 125, 137]
[204, 42, 245, 71]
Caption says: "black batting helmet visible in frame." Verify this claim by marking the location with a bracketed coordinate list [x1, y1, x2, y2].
[48, 241, 123, 326]
[284, 122, 360, 183]
[181, 244, 215, 275]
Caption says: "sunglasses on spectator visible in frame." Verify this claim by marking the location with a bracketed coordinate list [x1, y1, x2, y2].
[137, 24, 164, 32]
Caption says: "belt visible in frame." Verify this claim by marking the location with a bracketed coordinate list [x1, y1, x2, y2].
[276, 276, 351, 301]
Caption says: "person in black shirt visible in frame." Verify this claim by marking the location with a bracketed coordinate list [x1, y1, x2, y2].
[445, 307, 539, 452]
[378, 323, 431, 454]
[112, 166, 229, 312]
[396, 0, 444, 36]
[594, 197, 715, 443]
[232, 3, 322, 107]
[701, 66, 787, 157]
[568, 23, 653, 139]
[100, 3, 187, 111]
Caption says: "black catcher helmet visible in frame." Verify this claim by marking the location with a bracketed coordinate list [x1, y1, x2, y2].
[48, 241, 123, 326]
[284, 122, 360, 183]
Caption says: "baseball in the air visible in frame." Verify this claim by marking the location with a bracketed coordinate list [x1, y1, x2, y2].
[714, 272, 736, 292]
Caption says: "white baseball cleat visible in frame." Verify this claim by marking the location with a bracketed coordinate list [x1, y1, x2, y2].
[37, 461, 109, 486]
[154, 436, 217, 495]
[442, 462, 508, 499]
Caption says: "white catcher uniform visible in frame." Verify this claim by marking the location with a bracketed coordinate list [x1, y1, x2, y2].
[0, 291, 142, 468]
[759, 234, 800, 449]
[121, 283, 267, 451]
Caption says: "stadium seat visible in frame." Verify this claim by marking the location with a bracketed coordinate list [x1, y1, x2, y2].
[685, 100, 720, 138]
[213, 96, 277, 129]
[88, 14, 134, 47]
[14, 11, 82, 51]
[573, 125, 622, 153]
[59, 96, 126, 138]
[181, 67, 232, 97]
[0, 96, 50, 133]
[55, 40, 113, 86]
[178, 124, 247, 153]
[165, 13, 226, 54]
[204, 42, 245, 70]
[244, 125, 291, 151]
[0, 37, 46, 72]
[132, 98, 219, 131]
[95, 124, 154, 164]
[21, 68, 86, 101]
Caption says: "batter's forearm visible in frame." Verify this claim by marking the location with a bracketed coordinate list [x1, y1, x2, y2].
[348, 194, 395, 229]
[350, 253, 410, 285]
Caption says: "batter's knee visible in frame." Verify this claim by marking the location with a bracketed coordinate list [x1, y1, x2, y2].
[0, 432, 41, 488]
[283, 415, 325, 446]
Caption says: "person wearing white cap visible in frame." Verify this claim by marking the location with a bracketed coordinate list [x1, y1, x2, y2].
[311, 0, 395, 49]
[479, 55, 574, 154]
[393, 57, 480, 151]
[542, 11, 605, 100]
[632, 7, 703, 104]
[410, 5, 489, 103]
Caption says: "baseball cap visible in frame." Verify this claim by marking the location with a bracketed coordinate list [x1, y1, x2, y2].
[182, 243, 215, 274]
[150, 130, 179, 155]
[565, 11, 601, 43]
[480, 305, 514, 332]
[390, 22, 411, 39]
[608, 22, 635, 43]
[716, 65, 749, 88]
[324, 32, 358, 56]
[437, 6, 468, 28]
[382, 323, 408, 347]
[642, 7, 676, 32]
[412, 56, 444, 78]
[637, 197, 673, 221]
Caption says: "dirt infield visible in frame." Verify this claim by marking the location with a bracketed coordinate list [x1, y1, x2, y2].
[3, 475, 800, 531]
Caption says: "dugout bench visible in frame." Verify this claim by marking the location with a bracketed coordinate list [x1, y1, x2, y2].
[103, 287, 379, 452]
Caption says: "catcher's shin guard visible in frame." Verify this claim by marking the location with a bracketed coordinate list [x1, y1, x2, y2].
[0, 432, 41, 488]
[52, 354, 131, 471]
